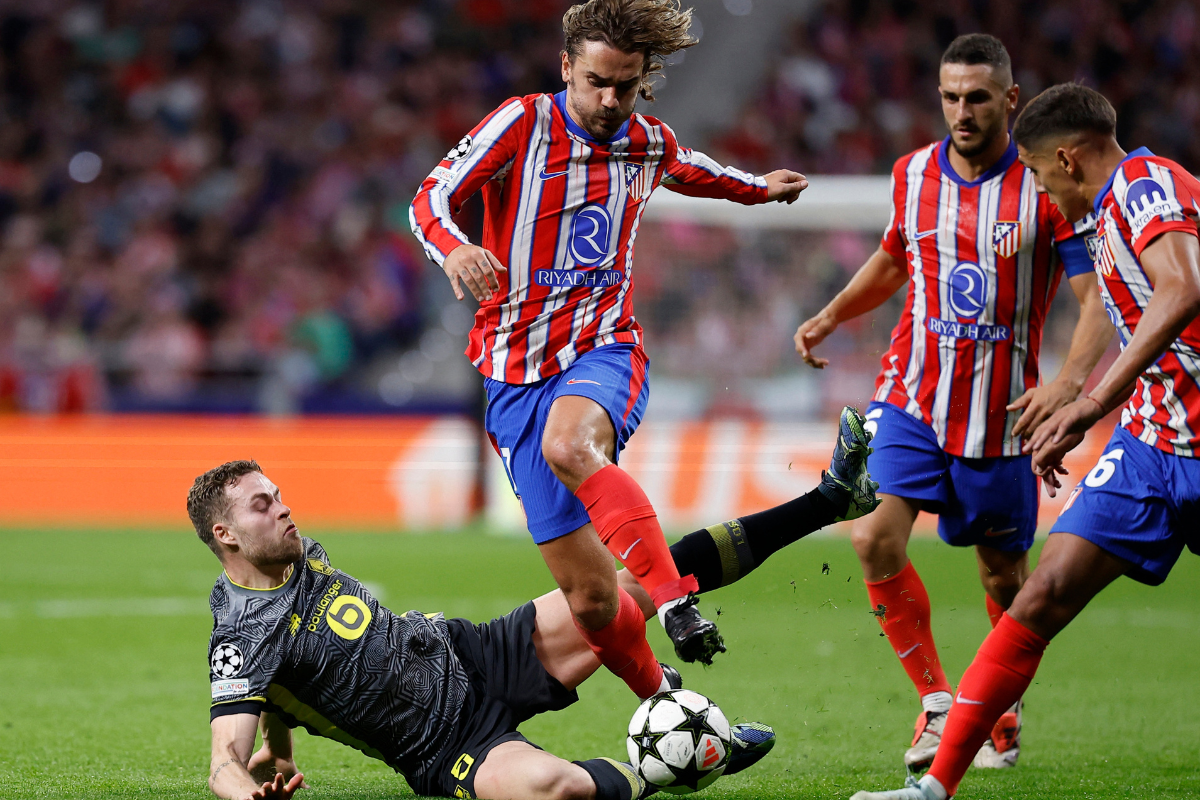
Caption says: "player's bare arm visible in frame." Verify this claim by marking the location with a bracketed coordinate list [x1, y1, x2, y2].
[1010, 271, 1114, 439]
[210, 713, 305, 800]
[246, 713, 306, 788]
[443, 244, 508, 303]
[1031, 230, 1200, 488]
[794, 246, 909, 368]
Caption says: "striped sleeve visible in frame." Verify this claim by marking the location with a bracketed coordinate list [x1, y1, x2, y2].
[658, 122, 768, 205]
[880, 157, 908, 259]
[1113, 158, 1200, 257]
[409, 98, 527, 267]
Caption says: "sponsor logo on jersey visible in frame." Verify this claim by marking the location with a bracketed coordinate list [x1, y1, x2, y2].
[444, 135, 473, 162]
[307, 579, 343, 632]
[1123, 177, 1179, 237]
[948, 261, 989, 319]
[431, 166, 453, 183]
[534, 268, 624, 288]
[307, 558, 334, 576]
[211, 679, 251, 701]
[568, 204, 612, 266]
[991, 221, 1023, 258]
[326, 595, 372, 641]
[926, 318, 1012, 341]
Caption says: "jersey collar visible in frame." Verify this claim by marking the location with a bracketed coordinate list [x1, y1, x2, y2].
[222, 562, 298, 598]
[1094, 146, 1155, 215]
[553, 90, 631, 144]
[937, 135, 1019, 187]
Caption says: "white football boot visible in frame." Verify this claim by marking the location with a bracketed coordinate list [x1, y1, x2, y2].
[850, 774, 950, 800]
[972, 700, 1022, 769]
[904, 710, 946, 772]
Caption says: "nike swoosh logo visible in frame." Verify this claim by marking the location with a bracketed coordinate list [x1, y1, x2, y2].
[619, 539, 642, 560]
[984, 527, 1019, 537]
[912, 230, 938, 240]
[565, 379, 601, 385]
[539, 168, 569, 179]
[956, 693, 985, 705]
[897, 644, 921, 659]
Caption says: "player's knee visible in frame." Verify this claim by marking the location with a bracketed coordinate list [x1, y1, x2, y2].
[1009, 570, 1071, 633]
[850, 520, 906, 571]
[520, 759, 592, 800]
[541, 434, 592, 485]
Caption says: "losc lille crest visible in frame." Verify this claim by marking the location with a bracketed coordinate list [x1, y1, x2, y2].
[991, 221, 1023, 258]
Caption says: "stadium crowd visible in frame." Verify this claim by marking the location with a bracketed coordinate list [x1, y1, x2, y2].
[0, 0, 1187, 412]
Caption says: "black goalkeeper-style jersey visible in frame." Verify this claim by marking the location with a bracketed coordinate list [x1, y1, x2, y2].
[207, 538, 470, 777]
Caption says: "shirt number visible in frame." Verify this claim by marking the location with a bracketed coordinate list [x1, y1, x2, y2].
[1084, 449, 1124, 488]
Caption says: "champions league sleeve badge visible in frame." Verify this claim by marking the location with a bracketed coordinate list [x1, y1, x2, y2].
[444, 135, 473, 162]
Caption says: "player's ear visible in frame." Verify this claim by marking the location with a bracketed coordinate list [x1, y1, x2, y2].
[561, 50, 571, 84]
[212, 521, 238, 550]
[1006, 83, 1019, 113]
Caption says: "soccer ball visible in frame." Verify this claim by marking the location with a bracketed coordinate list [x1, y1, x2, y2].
[626, 690, 731, 794]
[211, 643, 243, 678]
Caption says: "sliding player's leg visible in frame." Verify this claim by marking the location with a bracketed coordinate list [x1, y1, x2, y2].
[473, 740, 642, 800]
[541, 344, 722, 665]
[971, 544, 1030, 769]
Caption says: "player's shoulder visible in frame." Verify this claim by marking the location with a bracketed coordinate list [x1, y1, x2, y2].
[889, 141, 941, 177]
[1112, 152, 1198, 204]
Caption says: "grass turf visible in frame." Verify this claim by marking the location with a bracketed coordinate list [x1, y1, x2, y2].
[1, 529, 1198, 799]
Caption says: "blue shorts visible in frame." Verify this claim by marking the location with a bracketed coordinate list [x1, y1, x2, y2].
[864, 401, 1038, 552]
[1050, 426, 1200, 585]
[484, 344, 650, 543]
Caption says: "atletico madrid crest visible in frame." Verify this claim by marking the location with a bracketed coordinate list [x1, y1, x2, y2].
[624, 162, 650, 200]
[991, 221, 1023, 258]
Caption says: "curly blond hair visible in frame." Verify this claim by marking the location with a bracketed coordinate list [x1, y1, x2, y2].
[563, 0, 698, 102]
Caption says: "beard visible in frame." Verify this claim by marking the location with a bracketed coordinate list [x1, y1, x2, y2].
[950, 121, 1003, 158]
[241, 527, 304, 568]
[567, 83, 632, 139]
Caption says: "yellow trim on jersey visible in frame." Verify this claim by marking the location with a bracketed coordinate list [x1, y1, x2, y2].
[224, 564, 294, 592]
[211, 696, 266, 707]
[265, 684, 389, 765]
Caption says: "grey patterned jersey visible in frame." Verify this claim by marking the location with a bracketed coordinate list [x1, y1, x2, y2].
[207, 538, 470, 777]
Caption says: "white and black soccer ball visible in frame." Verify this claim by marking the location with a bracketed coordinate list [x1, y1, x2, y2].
[211, 643, 244, 678]
[627, 690, 731, 794]
[444, 134, 473, 162]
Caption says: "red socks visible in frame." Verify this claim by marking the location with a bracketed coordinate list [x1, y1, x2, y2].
[929, 613, 1048, 795]
[576, 465, 697, 607]
[865, 561, 953, 698]
[572, 587, 665, 699]
[986, 593, 1005, 628]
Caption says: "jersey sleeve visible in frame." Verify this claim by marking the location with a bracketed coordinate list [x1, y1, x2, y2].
[1113, 159, 1200, 257]
[658, 122, 768, 205]
[1048, 205, 1098, 279]
[409, 97, 528, 267]
[208, 591, 277, 720]
[880, 160, 908, 260]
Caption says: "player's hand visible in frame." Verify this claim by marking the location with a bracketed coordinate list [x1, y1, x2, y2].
[443, 244, 507, 302]
[246, 772, 304, 800]
[1033, 459, 1072, 498]
[1028, 397, 1104, 496]
[1009, 377, 1080, 444]
[794, 311, 837, 368]
[247, 748, 308, 790]
[765, 170, 808, 204]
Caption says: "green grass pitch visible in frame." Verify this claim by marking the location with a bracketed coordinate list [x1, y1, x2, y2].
[2, 528, 1198, 799]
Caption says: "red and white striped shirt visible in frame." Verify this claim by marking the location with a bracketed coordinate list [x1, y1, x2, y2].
[1093, 148, 1200, 457]
[873, 138, 1095, 458]
[410, 92, 768, 384]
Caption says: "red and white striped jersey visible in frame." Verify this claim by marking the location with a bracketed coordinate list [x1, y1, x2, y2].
[873, 138, 1095, 458]
[410, 92, 768, 384]
[1093, 148, 1200, 457]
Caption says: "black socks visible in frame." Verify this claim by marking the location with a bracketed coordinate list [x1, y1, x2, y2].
[574, 758, 643, 800]
[669, 488, 839, 594]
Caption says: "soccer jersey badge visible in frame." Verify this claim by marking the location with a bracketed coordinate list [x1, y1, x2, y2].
[991, 221, 1023, 258]
[624, 162, 649, 200]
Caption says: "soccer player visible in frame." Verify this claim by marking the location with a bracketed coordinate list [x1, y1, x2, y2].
[194, 418, 876, 800]
[409, 0, 809, 699]
[792, 34, 1112, 771]
[850, 82, 1200, 800]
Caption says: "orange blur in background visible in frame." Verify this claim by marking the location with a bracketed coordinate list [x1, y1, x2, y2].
[0, 414, 1116, 534]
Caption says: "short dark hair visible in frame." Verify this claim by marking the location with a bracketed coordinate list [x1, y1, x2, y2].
[941, 33, 1013, 87]
[562, 0, 698, 102]
[187, 460, 262, 557]
[1013, 83, 1117, 150]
